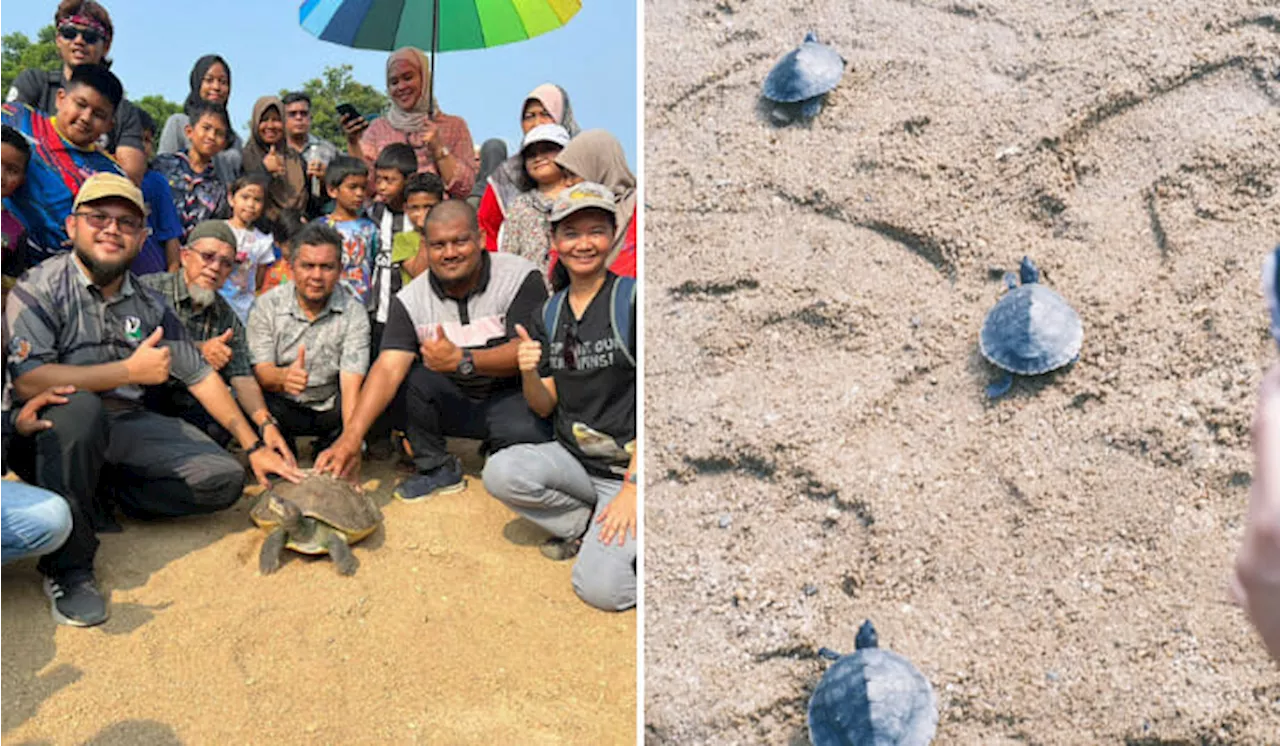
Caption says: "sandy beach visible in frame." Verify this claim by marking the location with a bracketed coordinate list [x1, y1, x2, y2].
[2, 441, 635, 745]
[643, 0, 1280, 742]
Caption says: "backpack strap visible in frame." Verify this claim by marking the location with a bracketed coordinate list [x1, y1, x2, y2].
[541, 288, 568, 345]
[610, 276, 637, 368]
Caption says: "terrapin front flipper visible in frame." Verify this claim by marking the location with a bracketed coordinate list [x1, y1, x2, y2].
[327, 534, 359, 576]
[986, 372, 1014, 399]
[259, 528, 287, 575]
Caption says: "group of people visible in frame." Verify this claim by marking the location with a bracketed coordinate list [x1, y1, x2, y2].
[1, 0, 638, 627]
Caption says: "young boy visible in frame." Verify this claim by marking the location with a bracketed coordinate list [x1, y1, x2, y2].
[0, 64, 123, 261]
[366, 143, 416, 329]
[222, 174, 277, 323]
[1, 125, 35, 295]
[259, 210, 306, 294]
[152, 99, 230, 242]
[129, 108, 185, 275]
[321, 155, 378, 306]
[394, 171, 446, 286]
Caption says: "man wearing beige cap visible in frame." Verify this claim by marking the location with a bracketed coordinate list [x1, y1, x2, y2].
[4, 173, 302, 627]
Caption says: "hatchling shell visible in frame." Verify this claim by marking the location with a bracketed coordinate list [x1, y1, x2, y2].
[762, 31, 845, 104]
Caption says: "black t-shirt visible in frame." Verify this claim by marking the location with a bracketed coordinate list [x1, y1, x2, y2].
[10, 69, 144, 154]
[532, 273, 636, 479]
[380, 254, 548, 399]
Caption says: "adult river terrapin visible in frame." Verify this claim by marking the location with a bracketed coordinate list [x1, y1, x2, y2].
[979, 256, 1083, 398]
[762, 31, 845, 120]
[251, 470, 382, 576]
[809, 620, 938, 746]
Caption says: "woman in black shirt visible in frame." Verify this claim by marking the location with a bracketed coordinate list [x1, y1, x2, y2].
[482, 182, 637, 612]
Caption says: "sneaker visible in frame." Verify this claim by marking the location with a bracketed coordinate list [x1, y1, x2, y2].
[394, 460, 466, 502]
[42, 571, 109, 627]
[539, 537, 582, 561]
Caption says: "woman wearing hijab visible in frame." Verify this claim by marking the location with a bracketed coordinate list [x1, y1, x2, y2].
[478, 83, 580, 251]
[242, 96, 307, 224]
[550, 130, 637, 279]
[158, 55, 242, 184]
[467, 138, 508, 209]
[343, 47, 476, 200]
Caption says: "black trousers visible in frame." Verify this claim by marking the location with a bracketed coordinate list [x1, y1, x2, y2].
[143, 383, 232, 447]
[263, 392, 343, 454]
[10, 393, 245, 576]
[367, 321, 401, 441]
[402, 365, 552, 474]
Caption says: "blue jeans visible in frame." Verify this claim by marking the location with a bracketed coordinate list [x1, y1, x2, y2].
[1, 481, 73, 565]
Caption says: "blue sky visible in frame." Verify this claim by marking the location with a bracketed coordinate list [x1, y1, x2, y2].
[1, 1, 637, 162]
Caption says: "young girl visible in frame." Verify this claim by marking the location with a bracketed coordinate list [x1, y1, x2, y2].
[499, 123, 574, 282]
[482, 183, 637, 612]
[221, 173, 276, 322]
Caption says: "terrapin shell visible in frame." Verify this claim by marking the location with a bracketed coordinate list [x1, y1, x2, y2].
[250, 470, 381, 552]
[809, 621, 938, 746]
[762, 32, 844, 105]
[979, 257, 1082, 376]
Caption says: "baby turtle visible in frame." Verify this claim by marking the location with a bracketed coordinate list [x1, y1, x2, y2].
[251, 470, 382, 576]
[979, 256, 1083, 398]
[762, 31, 845, 120]
[809, 620, 938, 746]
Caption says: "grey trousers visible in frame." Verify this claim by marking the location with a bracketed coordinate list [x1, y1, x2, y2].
[482, 442, 636, 612]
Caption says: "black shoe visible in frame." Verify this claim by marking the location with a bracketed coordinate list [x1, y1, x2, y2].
[42, 570, 109, 627]
[394, 459, 466, 502]
[539, 537, 583, 561]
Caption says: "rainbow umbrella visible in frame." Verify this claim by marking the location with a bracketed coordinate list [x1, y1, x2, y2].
[300, 0, 581, 115]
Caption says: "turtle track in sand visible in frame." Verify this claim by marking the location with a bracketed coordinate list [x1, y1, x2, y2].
[645, 0, 1280, 743]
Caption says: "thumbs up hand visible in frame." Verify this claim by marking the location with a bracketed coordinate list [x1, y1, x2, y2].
[201, 327, 235, 371]
[282, 344, 309, 396]
[263, 143, 285, 176]
[420, 324, 461, 374]
[125, 327, 172, 385]
[514, 324, 541, 373]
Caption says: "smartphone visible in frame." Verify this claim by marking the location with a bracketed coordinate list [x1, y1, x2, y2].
[336, 103, 361, 122]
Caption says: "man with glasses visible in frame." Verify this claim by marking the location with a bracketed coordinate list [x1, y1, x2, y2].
[138, 220, 294, 464]
[6, 1, 146, 184]
[281, 92, 337, 218]
[4, 174, 303, 627]
[314, 201, 552, 502]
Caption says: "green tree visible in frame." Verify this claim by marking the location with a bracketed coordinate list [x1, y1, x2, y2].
[280, 64, 387, 148]
[2, 26, 60, 96]
[133, 94, 183, 129]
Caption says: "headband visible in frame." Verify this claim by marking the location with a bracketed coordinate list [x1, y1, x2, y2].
[59, 14, 110, 39]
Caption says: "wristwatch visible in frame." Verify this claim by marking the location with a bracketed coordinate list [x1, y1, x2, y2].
[457, 349, 475, 376]
[246, 439, 267, 456]
[436, 145, 451, 160]
[257, 415, 280, 436]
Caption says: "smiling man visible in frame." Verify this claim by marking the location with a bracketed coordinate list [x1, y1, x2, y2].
[4, 174, 302, 627]
[247, 222, 370, 458]
[2, 64, 126, 261]
[314, 200, 552, 501]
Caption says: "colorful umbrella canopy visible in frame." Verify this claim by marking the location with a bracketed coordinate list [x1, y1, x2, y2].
[299, 0, 582, 52]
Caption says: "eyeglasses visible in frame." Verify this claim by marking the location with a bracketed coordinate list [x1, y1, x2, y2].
[74, 211, 145, 235]
[58, 25, 103, 45]
[189, 249, 236, 270]
[562, 317, 580, 371]
[286, 109, 311, 119]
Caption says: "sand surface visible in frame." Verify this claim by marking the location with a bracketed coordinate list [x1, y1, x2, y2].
[2, 442, 635, 745]
[643, 0, 1280, 743]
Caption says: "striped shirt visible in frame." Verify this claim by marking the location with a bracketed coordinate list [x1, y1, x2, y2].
[1, 103, 124, 261]
[4, 253, 211, 403]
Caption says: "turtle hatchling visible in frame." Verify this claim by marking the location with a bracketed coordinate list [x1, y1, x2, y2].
[251, 470, 382, 576]
[809, 620, 938, 746]
[979, 256, 1083, 398]
[762, 31, 845, 120]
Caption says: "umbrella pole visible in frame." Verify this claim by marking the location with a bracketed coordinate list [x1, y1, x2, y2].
[429, 0, 439, 119]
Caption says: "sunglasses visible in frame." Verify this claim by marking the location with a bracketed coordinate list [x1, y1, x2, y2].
[285, 109, 311, 119]
[58, 25, 103, 45]
[74, 211, 144, 235]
